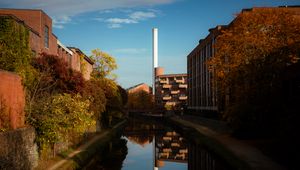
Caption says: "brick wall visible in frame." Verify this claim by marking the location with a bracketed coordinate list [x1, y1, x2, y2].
[0, 9, 58, 56]
[0, 70, 25, 129]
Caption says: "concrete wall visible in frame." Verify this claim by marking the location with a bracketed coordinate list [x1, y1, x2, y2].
[0, 70, 25, 129]
[0, 127, 38, 170]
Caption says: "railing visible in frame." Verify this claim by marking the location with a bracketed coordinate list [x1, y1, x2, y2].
[175, 79, 184, 83]
[171, 90, 180, 94]
[163, 84, 172, 89]
[163, 96, 172, 100]
[160, 79, 168, 84]
[166, 101, 176, 106]
[179, 96, 188, 100]
[179, 84, 187, 88]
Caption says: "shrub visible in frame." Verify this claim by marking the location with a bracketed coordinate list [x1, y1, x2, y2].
[28, 93, 95, 149]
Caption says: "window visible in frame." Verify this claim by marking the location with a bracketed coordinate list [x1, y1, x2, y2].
[44, 26, 49, 48]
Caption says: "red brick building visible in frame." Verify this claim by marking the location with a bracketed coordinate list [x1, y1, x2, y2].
[127, 83, 152, 94]
[0, 9, 58, 56]
[0, 8, 94, 80]
[155, 67, 187, 110]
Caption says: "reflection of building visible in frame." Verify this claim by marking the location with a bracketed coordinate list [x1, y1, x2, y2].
[155, 67, 188, 110]
[188, 141, 231, 170]
[0, 8, 94, 80]
[154, 131, 188, 168]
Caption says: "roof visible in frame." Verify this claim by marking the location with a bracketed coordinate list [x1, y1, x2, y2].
[157, 73, 187, 78]
[0, 8, 52, 21]
[126, 83, 151, 91]
[68, 47, 94, 65]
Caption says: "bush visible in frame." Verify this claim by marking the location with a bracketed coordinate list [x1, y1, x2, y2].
[28, 93, 95, 149]
[32, 53, 85, 95]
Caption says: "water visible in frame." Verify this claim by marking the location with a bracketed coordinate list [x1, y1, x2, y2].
[85, 116, 232, 170]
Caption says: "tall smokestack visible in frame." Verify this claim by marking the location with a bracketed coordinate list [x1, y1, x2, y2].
[152, 28, 158, 95]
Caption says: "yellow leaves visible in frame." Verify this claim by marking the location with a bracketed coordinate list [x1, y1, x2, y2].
[90, 48, 118, 79]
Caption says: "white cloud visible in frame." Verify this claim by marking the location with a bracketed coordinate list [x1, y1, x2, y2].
[103, 10, 157, 28]
[129, 11, 156, 20]
[53, 24, 64, 29]
[53, 15, 71, 29]
[0, 0, 175, 17]
[106, 18, 137, 24]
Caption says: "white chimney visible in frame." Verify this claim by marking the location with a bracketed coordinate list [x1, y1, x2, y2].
[152, 28, 158, 95]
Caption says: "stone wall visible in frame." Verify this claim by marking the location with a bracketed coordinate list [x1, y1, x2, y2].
[0, 70, 25, 129]
[0, 127, 38, 170]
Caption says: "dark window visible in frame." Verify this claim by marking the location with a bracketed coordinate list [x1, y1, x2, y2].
[44, 26, 49, 48]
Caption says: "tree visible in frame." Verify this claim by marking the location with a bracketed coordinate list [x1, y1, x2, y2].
[127, 91, 153, 110]
[90, 48, 117, 79]
[207, 8, 300, 136]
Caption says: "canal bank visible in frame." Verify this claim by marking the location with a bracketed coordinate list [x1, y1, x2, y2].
[167, 116, 285, 170]
[47, 120, 127, 170]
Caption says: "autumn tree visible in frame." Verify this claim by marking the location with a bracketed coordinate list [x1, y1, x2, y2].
[90, 48, 117, 79]
[208, 8, 300, 136]
[127, 91, 154, 110]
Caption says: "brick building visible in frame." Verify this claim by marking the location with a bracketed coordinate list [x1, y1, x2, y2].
[187, 6, 300, 113]
[127, 83, 152, 94]
[187, 25, 225, 112]
[155, 67, 187, 110]
[0, 8, 58, 55]
[68, 47, 94, 80]
[0, 8, 94, 80]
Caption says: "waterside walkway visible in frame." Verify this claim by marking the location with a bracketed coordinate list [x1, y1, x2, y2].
[47, 120, 127, 170]
[169, 116, 285, 170]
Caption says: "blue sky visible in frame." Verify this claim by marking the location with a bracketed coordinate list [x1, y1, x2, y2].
[1, 0, 299, 88]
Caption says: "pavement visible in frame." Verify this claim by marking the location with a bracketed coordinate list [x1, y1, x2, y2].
[170, 115, 285, 170]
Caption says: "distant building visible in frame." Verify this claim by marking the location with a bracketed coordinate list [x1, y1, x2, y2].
[127, 83, 152, 94]
[68, 47, 94, 80]
[0, 8, 94, 80]
[155, 67, 187, 110]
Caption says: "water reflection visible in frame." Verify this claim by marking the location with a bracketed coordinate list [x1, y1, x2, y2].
[86, 116, 233, 170]
[123, 117, 187, 170]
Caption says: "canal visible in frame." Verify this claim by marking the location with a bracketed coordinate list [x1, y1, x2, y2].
[84, 116, 232, 170]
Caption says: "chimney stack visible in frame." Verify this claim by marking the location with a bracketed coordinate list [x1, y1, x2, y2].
[152, 28, 158, 95]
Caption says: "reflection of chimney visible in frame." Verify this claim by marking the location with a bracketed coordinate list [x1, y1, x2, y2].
[152, 28, 158, 95]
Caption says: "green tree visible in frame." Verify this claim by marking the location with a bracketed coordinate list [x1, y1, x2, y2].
[29, 93, 95, 154]
[90, 48, 117, 79]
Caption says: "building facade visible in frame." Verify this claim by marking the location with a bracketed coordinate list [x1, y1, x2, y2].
[155, 67, 188, 110]
[187, 6, 300, 113]
[68, 47, 94, 80]
[187, 26, 225, 112]
[0, 8, 94, 80]
[0, 8, 58, 56]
